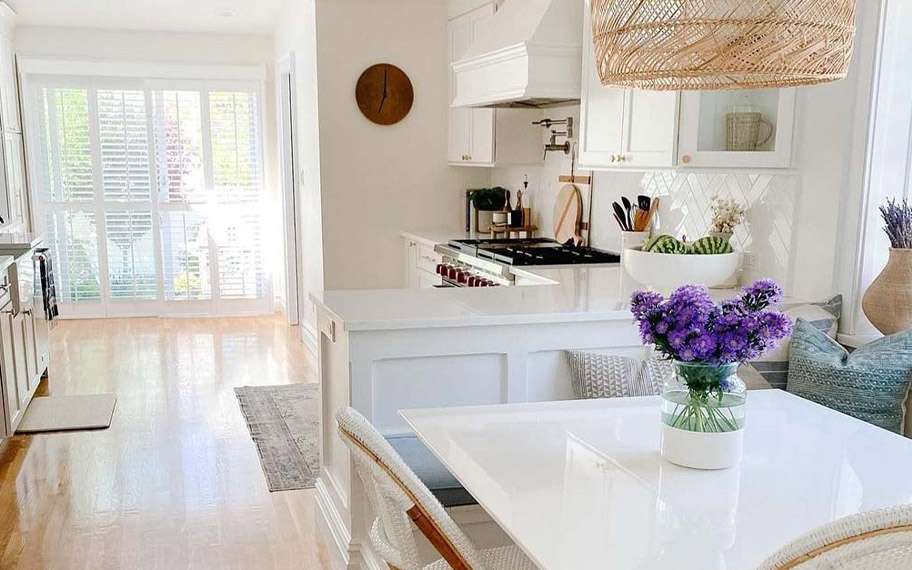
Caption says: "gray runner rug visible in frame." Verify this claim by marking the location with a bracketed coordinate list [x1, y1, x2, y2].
[235, 383, 320, 492]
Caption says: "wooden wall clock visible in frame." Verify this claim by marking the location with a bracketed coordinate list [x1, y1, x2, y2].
[355, 63, 414, 125]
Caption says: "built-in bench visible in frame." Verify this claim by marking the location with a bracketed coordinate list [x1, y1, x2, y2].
[386, 434, 476, 507]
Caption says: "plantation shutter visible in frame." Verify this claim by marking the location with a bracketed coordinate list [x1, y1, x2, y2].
[36, 86, 93, 202]
[97, 89, 151, 202]
[27, 75, 269, 317]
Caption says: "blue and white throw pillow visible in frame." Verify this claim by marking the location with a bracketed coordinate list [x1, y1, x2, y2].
[745, 295, 842, 389]
[786, 318, 912, 433]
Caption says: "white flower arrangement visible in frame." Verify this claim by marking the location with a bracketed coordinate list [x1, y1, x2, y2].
[709, 196, 746, 234]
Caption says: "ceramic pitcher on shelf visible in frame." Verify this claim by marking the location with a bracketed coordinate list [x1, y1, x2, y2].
[726, 96, 774, 152]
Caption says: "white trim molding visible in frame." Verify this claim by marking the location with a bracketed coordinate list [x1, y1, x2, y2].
[836, 0, 912, 336]
[17, 58, 266, 82]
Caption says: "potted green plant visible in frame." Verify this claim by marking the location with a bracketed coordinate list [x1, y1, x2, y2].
[467, 187, 507, 233]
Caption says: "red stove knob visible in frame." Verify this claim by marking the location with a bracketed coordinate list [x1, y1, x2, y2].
[469, 276, 480, 287]
[456, 271, 467, 284]
[436, 263, 446, 275]
[447, 266, 458, 279]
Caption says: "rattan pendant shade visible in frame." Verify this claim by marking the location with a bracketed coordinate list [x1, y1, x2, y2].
[591, 0, 857, 91]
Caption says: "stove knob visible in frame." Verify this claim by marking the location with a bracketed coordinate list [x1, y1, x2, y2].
[468, 276, 478, 287]
[481, 279, 492, 287]
[456, 271, 467, 284]
[447, 266, 458, 279]
[436, 263, 446, 276]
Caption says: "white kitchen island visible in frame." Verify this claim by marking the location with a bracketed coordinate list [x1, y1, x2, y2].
[311, 261, 662, 570]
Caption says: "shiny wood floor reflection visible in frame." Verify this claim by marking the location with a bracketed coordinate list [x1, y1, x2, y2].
[0, 315, 333, 570]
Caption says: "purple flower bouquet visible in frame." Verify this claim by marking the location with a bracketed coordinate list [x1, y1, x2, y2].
[631, 279, 792, 435]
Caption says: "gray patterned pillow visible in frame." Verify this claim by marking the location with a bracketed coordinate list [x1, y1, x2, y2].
[566, 351, 671, 399]
[746, 295, 842, 389]
[786, 318, 912, 433]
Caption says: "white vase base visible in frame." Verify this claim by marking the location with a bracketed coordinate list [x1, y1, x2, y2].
[661, 423, 744, 470]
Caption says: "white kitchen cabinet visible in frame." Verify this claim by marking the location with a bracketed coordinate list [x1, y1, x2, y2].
[416, 270, 442, 289]
[578, 0, 795, 171]
[448, 2, 496, 166]
[404, 238, 442, 289]
[578, 0, 679, 170]
[0, 304, 14, 436]
[0, 8, 28, 232]
[677, 89, 796, 168]
[3, 133, 27, 228]
[0, 304, 30, 435]
[0, 35, 19, 134]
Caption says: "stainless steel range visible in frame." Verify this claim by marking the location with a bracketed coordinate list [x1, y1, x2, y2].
[433, 238, 620, 287]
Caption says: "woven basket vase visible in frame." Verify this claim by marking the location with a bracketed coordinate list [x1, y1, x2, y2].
[591, 0, 857, 90]
[863, 249, 912, 336]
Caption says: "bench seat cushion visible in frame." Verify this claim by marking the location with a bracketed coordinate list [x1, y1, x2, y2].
[385, 434, 476, 508]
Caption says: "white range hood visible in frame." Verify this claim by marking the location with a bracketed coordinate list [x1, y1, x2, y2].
[451, 0, 582, 109]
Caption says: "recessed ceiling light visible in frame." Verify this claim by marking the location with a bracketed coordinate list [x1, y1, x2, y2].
[217, 8, 237, 18]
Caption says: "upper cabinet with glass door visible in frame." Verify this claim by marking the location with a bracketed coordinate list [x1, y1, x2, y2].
[677, 89, 796, 168]
[578, 0, 797, 171]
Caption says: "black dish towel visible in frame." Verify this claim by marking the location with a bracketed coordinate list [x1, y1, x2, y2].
[37, 248, 59, 321]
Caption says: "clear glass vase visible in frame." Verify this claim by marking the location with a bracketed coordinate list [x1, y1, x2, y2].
[661, 361, 746, 434]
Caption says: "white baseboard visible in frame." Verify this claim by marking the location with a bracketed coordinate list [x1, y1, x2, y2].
[316, 477, 351, 565]
[316, 475, 387, 570]
[302, 322, 318, 356]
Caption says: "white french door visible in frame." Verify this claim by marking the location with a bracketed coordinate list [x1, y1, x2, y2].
[25, 75, 270, 317]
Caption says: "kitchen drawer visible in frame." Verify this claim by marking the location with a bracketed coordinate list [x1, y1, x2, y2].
[415, 244, 442, 275]
[417, 269, 442, 289]
[0, 272, 9, 308]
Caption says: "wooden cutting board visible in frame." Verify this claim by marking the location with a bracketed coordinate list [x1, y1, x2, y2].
[553, 183, 582, 245]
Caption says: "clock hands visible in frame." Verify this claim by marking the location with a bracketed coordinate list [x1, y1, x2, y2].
[378, 69, 388, 114]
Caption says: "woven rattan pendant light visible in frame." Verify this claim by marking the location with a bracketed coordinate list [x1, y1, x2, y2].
[591, 0, 857, 90]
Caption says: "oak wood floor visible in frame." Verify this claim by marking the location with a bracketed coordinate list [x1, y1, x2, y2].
[0, 316, 333, 570]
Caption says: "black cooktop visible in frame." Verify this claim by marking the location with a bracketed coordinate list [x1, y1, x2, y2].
[448, 238, 620, 266]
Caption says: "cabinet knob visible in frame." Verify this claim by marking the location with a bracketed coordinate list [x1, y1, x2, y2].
[609, 154, 616, 163]
[682, 155, 692, 164]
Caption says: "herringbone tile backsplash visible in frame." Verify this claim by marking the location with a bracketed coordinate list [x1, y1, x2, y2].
[590, 171, 798, 291]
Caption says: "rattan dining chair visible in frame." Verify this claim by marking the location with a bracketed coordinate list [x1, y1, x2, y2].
[336, 407, 539, 570]
[757, 504, 912, 569]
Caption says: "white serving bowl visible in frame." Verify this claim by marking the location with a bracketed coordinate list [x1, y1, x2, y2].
[623, 247, 741, 289]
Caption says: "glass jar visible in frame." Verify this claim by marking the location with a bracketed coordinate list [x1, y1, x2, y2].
[661, 361, 746, 434]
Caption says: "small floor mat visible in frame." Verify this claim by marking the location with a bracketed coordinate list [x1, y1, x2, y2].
[16, 394, 117, 433]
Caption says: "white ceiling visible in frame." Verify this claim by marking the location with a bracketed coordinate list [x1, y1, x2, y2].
[5, 0, 287, 34]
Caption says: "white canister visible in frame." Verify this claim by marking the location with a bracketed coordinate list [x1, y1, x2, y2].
[492, 211, 508, 226]
[620, 231, 651, 262]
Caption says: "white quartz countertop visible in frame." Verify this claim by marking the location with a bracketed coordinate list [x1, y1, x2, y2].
[313, 229, 793, 332]
[0, 255, 14, 274]
[312, 265, 648, 331]
[399, 228, 468, 249]
[0, 231, 44, 253]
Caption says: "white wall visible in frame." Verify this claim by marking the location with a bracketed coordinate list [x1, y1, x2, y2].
[15, 26, 274, 66]
[273, 0, 325, 338]
[313, 0, 489, 291]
